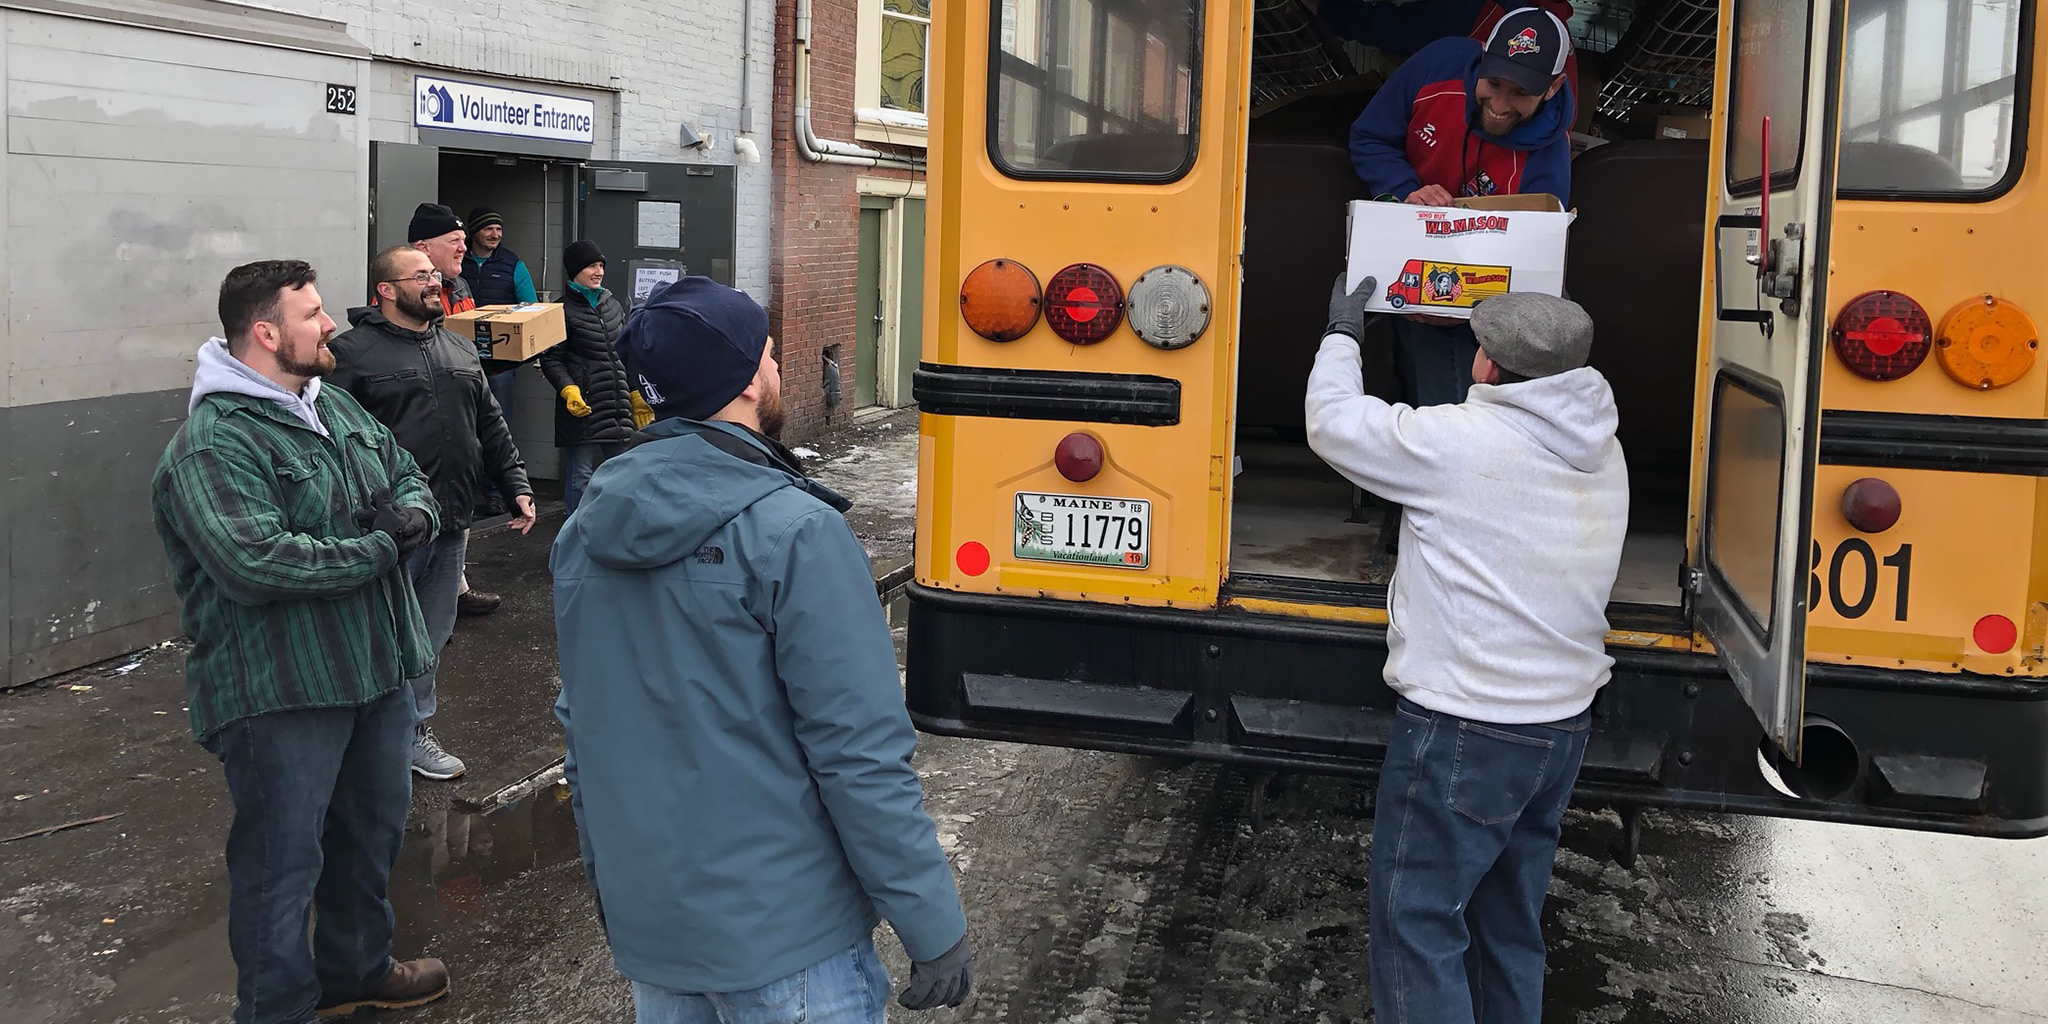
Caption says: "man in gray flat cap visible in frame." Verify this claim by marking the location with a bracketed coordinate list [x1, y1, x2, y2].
[1305, 280, 1629, 1024]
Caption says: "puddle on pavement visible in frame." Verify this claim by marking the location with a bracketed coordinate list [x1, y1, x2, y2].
[388, 783, 585, 950]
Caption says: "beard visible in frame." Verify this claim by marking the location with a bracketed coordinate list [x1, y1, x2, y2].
[279, 338, 336, 378]
[757, 385, 787, 440]
[395, 287, 440, 323]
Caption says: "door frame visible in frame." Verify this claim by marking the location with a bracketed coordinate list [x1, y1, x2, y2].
[859, 177, 929, 408]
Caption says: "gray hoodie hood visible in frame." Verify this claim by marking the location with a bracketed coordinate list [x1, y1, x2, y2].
[188, 337, 327, 437]
[1466, 366, 1619, 473]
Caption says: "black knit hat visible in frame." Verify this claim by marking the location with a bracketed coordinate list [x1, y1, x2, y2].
[465, 206, 504, 236]
[564, 239, 606, 279]
[407, 203, 463, 243]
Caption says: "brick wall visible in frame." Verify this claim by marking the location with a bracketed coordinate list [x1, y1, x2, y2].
[769, 0, 923, 440]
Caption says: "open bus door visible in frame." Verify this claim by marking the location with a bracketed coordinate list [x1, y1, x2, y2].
[1691, 0, 1846, 761]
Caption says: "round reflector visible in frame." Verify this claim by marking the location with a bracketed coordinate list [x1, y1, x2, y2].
[1127, 265, 1212, 351]
[1936, 295, 2039, 391]
[1839, 477, 1901, 533]
[959, 259, 1042, 343]
[956, 541, 991, 577]
[1974, 614, 2018, 655]
[1043, 263, 1125, 345]
[1831, 291, 1933, 381]
[1054, 432, 1104, 482]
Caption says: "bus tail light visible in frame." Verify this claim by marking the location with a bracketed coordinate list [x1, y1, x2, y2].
[1935, 295, 2038, 391]
[1831, 291, 1932, 381]
[1839, 478, 1901, 533]
[1127, 265, 1212, 350]
[1974, 615, 2018, 655]
[959, 259, 1042, 342]
[1054, 431, 1104, 482]
[1044, 264, 1125, 345]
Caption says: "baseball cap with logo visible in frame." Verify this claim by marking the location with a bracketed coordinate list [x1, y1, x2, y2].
[1478, 7, 1573, 96]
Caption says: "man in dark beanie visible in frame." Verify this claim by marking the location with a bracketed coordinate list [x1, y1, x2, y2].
[407, 203, 475, 317]
[551, 277, 974, 1022]
[1306, 282, 1627, 1022]
[462, 206, 540, 520]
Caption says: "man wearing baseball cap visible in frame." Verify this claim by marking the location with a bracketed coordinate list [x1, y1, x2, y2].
[1307, 280, 1628, 1023]
[1349, 6, 1576, 410]
[550, 277, 974, 1022]
[1305, 0, 1580, 111]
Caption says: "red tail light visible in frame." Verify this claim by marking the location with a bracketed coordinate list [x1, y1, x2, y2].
[1839, 478, 1901, 533]
[959, 259, 1042, 342]
[1044, 264, 1125, 345]
[1054, 432, 1104, 482]
[1832, 291, 1932, 381]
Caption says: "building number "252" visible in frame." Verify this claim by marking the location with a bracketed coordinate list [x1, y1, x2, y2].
[1811, 539, 1912, 621]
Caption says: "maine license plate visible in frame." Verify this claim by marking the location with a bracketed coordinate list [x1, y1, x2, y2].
[1014, 491, 1151, 569]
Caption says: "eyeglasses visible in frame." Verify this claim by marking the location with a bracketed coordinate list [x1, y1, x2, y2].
[382, 271, 444, 285]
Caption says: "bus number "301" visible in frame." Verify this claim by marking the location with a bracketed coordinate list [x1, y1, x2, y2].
[1810, 540, 1912, 621]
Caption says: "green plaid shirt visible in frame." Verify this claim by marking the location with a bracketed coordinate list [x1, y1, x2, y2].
[151, 385, 439, 739]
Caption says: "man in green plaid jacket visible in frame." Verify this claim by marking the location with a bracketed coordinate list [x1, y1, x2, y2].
[151, 261, 453, 1024]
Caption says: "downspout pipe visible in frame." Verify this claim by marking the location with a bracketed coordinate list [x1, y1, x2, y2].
[794, 0, 926, 170]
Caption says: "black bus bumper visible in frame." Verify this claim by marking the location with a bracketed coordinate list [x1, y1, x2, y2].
[905, 584, 2048, 838]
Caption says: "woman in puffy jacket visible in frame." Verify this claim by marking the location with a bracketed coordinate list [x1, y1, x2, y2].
[540, 240, 653, 514]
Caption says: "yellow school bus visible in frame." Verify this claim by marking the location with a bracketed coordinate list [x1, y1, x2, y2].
[907, 0, 2048, 837]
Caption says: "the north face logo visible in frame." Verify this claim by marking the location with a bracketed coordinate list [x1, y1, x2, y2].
[694, 546, 725, 564]
[1507, 27, 1541, 56]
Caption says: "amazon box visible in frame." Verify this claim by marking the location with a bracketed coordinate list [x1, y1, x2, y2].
[1343, 194, 1575, 320]
[446, 303, 566, 363]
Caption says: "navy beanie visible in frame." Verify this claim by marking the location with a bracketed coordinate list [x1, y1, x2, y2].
[616, 277, 770, 421]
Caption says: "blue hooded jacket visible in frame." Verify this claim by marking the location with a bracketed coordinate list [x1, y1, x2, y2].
[551, 417, 967, 993]
[1350, 36, 1574, 205]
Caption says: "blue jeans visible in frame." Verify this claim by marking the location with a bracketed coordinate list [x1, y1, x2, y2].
[202, 688, 414, 1024]
[631, 938, 890, 1024]
[405, 532, 467, 726]
[1393, 316, 1481, 408]
[561, 441, 629, 515]
[483, 370, 520, 506]
[1369, 698, 1592, 1024]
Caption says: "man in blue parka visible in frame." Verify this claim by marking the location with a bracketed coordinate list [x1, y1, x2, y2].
[550, 277, 972, 1023]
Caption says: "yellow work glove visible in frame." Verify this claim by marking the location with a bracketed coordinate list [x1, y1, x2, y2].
[630, 391, 655, 430]
[561, 385, 592, 418]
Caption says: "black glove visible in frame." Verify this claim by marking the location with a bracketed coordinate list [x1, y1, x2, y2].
[1326, 273, 1380, 341]
[899, 934, 974, 1011]
[354, 490, 430, 558]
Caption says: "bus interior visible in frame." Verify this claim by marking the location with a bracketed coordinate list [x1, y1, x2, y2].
[1220, 0, 2021, 620]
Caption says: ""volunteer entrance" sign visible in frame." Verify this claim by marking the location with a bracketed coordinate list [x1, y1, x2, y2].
[414, 75, 596, 146]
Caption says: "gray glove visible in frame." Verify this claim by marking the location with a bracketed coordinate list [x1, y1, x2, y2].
[899, 934, 974, 1011]
[1326, 273, 1379, 341]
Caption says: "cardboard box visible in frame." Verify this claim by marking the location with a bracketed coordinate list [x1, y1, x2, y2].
[446, 303, 566, 362]
[1344, 194, 1575, 320]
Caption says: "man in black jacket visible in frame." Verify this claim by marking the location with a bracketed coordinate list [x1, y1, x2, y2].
[329, 245, 537, 781]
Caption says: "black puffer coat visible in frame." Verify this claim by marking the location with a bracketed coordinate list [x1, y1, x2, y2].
[539, 288, 635, 446]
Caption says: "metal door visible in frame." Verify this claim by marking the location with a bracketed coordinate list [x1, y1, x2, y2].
[370, 142, 440, 258]
[1691, 0, 1847, 759]
[579, 162, 737, 307]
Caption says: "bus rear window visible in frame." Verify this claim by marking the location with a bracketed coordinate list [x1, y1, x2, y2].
[1839, 0, 2030, 197]
[989, 0, 1201, 181]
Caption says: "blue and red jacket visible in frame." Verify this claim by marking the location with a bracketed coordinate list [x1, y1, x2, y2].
[1349, 36, 1574, 206]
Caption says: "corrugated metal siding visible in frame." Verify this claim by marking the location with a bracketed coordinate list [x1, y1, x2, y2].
[2, 9, 364, 686]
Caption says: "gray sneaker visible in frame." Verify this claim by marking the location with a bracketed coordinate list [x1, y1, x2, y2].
[411, 727, 466, 780]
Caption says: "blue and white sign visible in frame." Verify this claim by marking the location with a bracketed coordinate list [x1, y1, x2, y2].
[414, 75, 596, 146]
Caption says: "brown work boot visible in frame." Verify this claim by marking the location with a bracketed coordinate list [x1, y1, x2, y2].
[316, 958, 450, 1017]
[455, 589, 501, 616]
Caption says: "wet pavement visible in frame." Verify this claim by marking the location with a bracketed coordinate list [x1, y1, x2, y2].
[6, 407, 2046, 1022]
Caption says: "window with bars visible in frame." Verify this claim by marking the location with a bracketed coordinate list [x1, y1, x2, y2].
[1839, 0, 2028, 195]
[989, 0, 1201, 180]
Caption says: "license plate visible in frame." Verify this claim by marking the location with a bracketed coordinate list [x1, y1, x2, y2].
[1014, 491, 1151, 569]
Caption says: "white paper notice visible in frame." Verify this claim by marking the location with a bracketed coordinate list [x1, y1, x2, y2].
[634, 266, 682, 301]
[636, 201, 682, 249]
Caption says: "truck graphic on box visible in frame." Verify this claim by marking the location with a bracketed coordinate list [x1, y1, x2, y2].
[1384, 259, 1513, 310]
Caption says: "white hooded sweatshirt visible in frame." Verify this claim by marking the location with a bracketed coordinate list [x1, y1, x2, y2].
[1304, 334, 1629, 725]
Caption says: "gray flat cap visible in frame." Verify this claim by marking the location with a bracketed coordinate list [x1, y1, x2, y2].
[1470, 292, 1594, 379]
